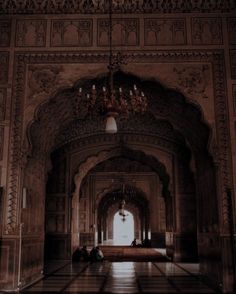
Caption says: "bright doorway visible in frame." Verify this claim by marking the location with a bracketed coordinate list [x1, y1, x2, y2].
[113, 210, 134, 245]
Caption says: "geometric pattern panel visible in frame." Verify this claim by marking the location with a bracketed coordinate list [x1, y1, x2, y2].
[144, 19, 186, 45]
[98, 19, 139, 46]
[15, 20, 47, 47]
[51, 20, 93, 47]
[191, 17, 222, 45]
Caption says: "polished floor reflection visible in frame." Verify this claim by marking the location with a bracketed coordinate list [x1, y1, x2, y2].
[21, 261, 218, 293]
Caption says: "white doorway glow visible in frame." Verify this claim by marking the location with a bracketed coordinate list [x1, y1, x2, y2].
[113, 210, 134, 245]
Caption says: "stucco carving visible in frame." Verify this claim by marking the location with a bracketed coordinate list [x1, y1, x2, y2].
[0, 52, 9, 84]
[0, 20, 11, 47]
[6, 50, 231, 235]
[191, 17, 222, 45]
[51, 19, 92, 47]
[0, 89, 6, 121]
[15, 20, 47, 47]
[0, 0, 235, 14]
[98, 18, 139, 46]
[173, 65, 209, 98]
[228, 18, 236, 45]
[144, 18, 186, 46]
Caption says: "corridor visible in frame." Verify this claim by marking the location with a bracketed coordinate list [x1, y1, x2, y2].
[21, 261, 218, 293]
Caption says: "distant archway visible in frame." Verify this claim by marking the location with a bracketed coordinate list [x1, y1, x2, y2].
[113, 210, 134, 245]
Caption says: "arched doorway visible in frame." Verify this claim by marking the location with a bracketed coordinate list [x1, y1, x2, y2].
[24, 71, 223, 290]
[113, 210, 134, 245]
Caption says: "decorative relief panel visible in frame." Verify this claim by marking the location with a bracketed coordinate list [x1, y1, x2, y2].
[51, 19, 92, 47]
[0, 0, 235, 14]
[173, 64, 210, 99]
[0, 20, 11, 47]
[191, 18, 222, 45]
[233, 85, 236, 115]
[144, 18, 186, 46]
[0, 89, 6, 121]
[228, 18, 236, 45]
[230, 50, 236, 79]
[0, 52, 9, 84]
[0, 127, 4, 160]
[15, 20, 46, 47]
[98, 19, 139, 46]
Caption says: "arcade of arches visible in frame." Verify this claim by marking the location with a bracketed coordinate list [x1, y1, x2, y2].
[0, 1, 236, 293]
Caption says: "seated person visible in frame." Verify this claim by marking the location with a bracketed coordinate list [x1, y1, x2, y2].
[130, 238, 137, 247]
[81, 245, 89, 261]
[72, 247, 82, 262]
[89, 247, 97, 262]
[96, 246, 104, 261]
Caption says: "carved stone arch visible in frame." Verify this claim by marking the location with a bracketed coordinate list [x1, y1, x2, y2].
[27, 70, 212, 162]
[74, 145, 171, 200]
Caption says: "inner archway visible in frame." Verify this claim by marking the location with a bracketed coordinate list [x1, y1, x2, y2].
[113, 210, 134, 245]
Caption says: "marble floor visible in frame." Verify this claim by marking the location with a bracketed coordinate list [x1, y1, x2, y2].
[21, 261, 219, 293]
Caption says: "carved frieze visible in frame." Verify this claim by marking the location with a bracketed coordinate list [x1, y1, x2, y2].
[0, 127, 4, 160]
[0, 0, 235, 14]
[51, 19, 92, 47]
[0, 52, 9, 84]
[230, 50, 236, 79]
[191, 18, 222, 45]
[0, 89, 6, 121]
[173, 65, 210, 98]
[27, 65, 61, 99]
[228, 18, 236, 45]
[0, 20, 11, 47]
[144, 18, 186, 46]
[98, 19, 139, 46]
[15, 20, 47, 47]
[233, 85, 236, 116]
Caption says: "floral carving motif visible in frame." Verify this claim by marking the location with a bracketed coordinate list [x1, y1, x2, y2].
[174, 65, 210, 98]
[27, 66, 61, 99]
[0, 0, 235, 13]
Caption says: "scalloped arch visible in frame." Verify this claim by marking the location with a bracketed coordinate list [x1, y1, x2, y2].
[27, 71, 211, 160]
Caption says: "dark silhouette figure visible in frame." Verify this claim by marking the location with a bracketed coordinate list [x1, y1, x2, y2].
[131, 238, 137, 247]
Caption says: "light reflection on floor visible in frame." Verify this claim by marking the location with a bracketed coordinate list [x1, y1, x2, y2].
[21, 261, 218, 293]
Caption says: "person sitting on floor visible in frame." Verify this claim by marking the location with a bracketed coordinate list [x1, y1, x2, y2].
[72, 247, 82, 262]
[96, 246, 104, 261]
[89, 247, 97, 262]
[81, 245, 90, 261]
[130, 238, 137, 247]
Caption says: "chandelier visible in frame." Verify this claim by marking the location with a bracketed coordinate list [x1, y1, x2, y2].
[77, 0, 147, 134]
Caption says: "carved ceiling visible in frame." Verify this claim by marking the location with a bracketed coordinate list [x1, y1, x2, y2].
[0, 0, 235, 14]
[28, 71, 210, 160]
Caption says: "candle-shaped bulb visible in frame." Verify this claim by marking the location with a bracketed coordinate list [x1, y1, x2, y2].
[86, 93, 90, 99]
[141, 92, 144, 97]
[134, 84, 137, 90]
[79, 87, 82, 93]
[103, 86, 106, 92]
[119, 87, 122, 93]
[92, 84, 96, 90]
[129, 90, 133, 95]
